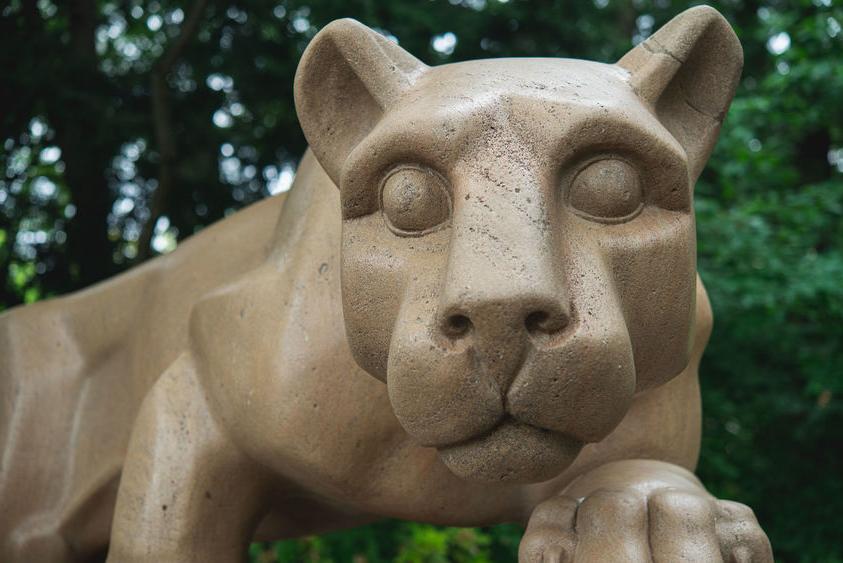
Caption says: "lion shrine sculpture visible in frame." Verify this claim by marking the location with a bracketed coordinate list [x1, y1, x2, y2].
[0, 6, 773, 562]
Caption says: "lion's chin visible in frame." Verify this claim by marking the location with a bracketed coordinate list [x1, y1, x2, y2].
[436, 419, 583, 484]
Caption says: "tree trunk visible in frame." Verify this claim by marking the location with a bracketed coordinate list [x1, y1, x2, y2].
[51, 0, 118, 289]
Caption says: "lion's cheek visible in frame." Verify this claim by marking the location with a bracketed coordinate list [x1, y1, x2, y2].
[341, 218, 451, 382]
[341, 277, 400, 381]
[602, 210, 697, 390]
[340, 227, 411, 381]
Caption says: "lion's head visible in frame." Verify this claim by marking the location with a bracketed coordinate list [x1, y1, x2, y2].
[294, 7, 741, 483]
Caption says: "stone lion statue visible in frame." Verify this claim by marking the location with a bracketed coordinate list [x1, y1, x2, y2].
[0, 6, 772, 562]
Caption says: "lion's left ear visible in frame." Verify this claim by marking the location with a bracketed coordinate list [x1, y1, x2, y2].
[617, 6, 743, 180]
[294, 19, 428, 186]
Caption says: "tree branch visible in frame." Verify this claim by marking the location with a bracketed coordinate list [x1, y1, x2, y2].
[137, 0, 209, 262]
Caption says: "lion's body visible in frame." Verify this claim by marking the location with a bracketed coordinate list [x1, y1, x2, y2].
[0, 151, 707, 561]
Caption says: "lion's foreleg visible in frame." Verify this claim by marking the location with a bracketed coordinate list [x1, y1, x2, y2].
[107, 353, 270, 563]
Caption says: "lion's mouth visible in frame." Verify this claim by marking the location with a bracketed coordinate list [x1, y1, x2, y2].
[435, 417, 584, 483]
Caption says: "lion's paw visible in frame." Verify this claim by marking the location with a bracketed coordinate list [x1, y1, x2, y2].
[519, 489, 772, 562]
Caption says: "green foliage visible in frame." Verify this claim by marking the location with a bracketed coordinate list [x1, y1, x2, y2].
[2, 0, 841, 561]
[248, 522, 522, 563]
[690, 3, 843, 560]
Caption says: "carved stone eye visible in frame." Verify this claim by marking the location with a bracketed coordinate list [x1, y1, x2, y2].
[381, 166, 451, 235]
[568, 159, 643, 222]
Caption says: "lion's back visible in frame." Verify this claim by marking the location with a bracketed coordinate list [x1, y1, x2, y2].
[0, 185, 292, 560]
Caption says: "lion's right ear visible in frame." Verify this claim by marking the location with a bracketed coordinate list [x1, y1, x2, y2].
[617, 6, 743, 181]
[294, 19, 427, 186]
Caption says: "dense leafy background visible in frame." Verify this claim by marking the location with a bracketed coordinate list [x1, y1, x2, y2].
[2, 0, 841, 561]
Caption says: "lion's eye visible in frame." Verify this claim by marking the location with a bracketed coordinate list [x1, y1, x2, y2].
[568, 159, 642, 223]
[381, 166, 451, 235]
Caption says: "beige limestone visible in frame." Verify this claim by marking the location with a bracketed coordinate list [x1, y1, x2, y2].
[0, 6, 772, 562]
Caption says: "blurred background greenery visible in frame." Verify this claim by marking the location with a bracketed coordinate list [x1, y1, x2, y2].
[1, 0, 841, 561]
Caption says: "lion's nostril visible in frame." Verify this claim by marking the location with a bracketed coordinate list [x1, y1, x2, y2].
[445, 313, 473, 338]
[525, 311, 549, 333]
[525, 309, 566, 335]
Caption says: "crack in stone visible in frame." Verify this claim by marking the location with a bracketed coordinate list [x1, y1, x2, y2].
[640, 38, 722, 122]
[642, 38, 685, 64]
[677, 80, 722, 121]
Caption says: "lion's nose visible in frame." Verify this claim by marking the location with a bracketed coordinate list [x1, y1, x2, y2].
[437, 295, 570, 391]
[441, 298, 570, 341]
